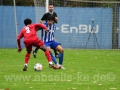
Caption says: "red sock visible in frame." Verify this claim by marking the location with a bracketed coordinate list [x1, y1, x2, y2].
[45, 50, 52, 62]
[24, 53, 30, 64]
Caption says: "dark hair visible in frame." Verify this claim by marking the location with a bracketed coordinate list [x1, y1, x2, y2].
[24, 18, 32, 26]
[47, 15, 55, 21]
[49, 2, 54, 6]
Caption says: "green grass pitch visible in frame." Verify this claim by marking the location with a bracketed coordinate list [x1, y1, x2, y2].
[0, 49, 120, 90]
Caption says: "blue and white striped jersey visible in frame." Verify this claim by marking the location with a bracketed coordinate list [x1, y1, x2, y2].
[42, 22, 56, 42]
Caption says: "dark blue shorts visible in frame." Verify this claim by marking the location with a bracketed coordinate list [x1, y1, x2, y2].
[45, 41, 61, 50]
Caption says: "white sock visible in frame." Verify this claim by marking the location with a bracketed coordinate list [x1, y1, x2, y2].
[24, 63, 28, 66]
[49, 62, 52, 65]
[59, 64, 62, 66]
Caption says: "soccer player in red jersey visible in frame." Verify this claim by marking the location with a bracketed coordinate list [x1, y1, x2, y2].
[17, 18, 57, 71]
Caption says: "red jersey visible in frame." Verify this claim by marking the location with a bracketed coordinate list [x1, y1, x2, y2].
[17, 24, 48, 48]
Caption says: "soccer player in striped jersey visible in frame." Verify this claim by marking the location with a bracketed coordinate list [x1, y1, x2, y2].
[40, 3, 59, 58]
[43, 15, 65, 69]
[34, 15, 65, 69]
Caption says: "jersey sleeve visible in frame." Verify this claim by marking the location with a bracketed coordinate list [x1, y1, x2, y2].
[54, 12, 57, 17]
[53, 24, 56, 37]
[53, 12, 58, 23]
[54, 24, 56, 31]
[41, 14, 46, 21]
[17, 30, 24, 40]
[35, 24, 48, 31]
[17, 30, 24, 48]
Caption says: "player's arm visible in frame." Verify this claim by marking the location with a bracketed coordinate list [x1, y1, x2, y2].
[55, 17, 58, 23]
[53, 24, 57, 36]
[54, 12, 58, 23]
[54, 38, 57, 41]
[52, 33, 57, 41]
[40, 20, 43, 24]
[40, 14, 46, 23]
[17, 32, 23, 52]
[35, 24, 49, 32]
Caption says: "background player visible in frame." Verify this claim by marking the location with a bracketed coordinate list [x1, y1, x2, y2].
[40, 3, 58, 23]
[33, 3, 59, 58]
[17, 18, 57, 71]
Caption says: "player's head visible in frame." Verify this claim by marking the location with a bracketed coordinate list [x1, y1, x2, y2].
[24, 18, 32, 26]
[49, 3, 54, 12]
[47, 15, 54, 26]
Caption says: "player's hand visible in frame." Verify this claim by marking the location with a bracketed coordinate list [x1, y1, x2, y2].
[55, 17, 58, 21]
[55, 17, 58, 23]
[46, 29, 49, 33]
[17, 48, 22, 52]
[54, 38, 57, 41]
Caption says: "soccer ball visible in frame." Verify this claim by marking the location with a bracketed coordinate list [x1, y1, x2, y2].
[34, 63, 43, 71]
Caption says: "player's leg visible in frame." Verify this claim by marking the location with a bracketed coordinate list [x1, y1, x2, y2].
[32, 28, 42, 58]
[23, 44, 32, 71]
[32, 47, 39, 58]
[45, 42, 59, 65]
[47, 47, 58, 65]
[33, 39, 57, 69]
[53, 49, 59, 58]
[40, 45, 57, 69]
[51, 41, 65, 69]
[53, 38, 59, 58]
[55, 45, 65, 69]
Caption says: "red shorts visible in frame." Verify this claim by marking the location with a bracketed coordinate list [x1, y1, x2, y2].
[25, 39, 44, 52]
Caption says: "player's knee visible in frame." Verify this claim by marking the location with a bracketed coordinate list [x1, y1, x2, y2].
[59, 48, 64, 53]
[62, 49, 64, 53]
[45, 50, 50, 54]
[40, 45, 48, 52]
